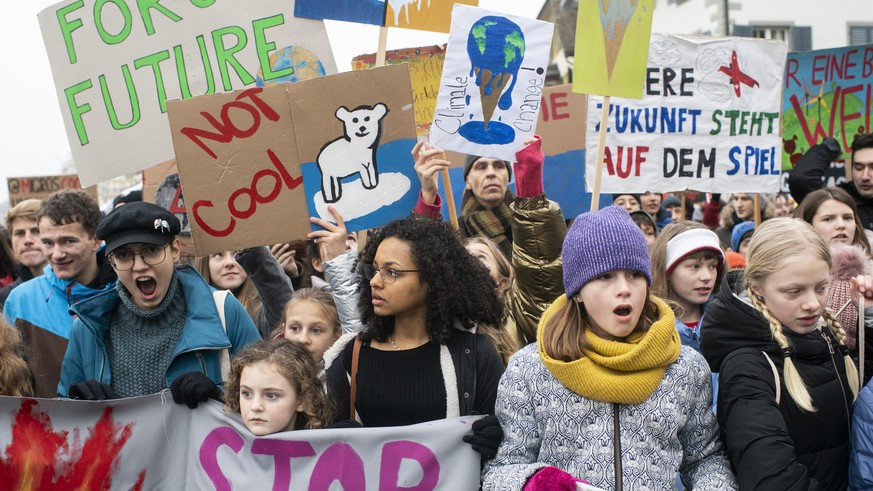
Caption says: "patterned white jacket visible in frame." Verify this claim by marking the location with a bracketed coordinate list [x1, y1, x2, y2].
[482, 344, 737, 490]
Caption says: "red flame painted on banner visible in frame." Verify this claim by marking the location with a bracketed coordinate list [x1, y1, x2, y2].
[0, 399, 146, 490]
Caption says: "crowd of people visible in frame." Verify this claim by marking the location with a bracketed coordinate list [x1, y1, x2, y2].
[1, 133, 873, 490]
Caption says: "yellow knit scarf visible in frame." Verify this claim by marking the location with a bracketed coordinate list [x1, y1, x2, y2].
[537, 295, 681, 405]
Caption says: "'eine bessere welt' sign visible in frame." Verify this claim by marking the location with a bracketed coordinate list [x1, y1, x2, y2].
[586, 33, 787, 194]
[39, 0, 336, 187]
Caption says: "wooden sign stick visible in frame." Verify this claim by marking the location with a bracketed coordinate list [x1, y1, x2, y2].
[753, 194, 761, 226]
[375, 27, 389, 67]
[439, 151, 460, 232]
[590, 95, 611, 212]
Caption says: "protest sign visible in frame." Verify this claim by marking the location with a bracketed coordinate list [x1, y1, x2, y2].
[384, 0, 479, 33]
[6, 174, 98, 207]
[39, 0, 336, 187]
[168, 86, 308, 256]
[168, 65, 417, 255]
[295, 0, 386, 26]
[586, 33, 787, 194]
[290, 64, 419, 232]
[574, 0, 655, 99]
[537, 84, 612, 216]
[141, 160, 191, 235]
[782, 43, 873, 170]
[353, 45, 446, 137]
[430, 5, 554, 162]
[0, 394, 481, 489]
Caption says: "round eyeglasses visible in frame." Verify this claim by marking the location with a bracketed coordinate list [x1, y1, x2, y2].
[108, 244, 169, 271]
[362, 264, 420, 284]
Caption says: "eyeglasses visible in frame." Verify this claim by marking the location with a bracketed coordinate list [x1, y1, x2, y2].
[362, 264, 420, 284]
[108, 244, 168, 271]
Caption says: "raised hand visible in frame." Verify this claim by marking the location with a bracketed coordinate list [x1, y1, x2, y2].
[308, 206, 352, 263]
[412, 140, 450, 206]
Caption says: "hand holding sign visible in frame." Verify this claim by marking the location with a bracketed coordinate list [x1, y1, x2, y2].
[413, 141, 450, 206]
[308, 206, 352, 263]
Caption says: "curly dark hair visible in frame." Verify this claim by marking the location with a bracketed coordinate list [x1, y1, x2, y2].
[356, 218, 504, 345]
[36, 189, 101, 237]
[224, 339, 332, 430]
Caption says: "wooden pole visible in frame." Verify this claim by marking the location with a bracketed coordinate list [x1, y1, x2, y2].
[375, 27, 389, 67]
[680, 193, 686, 222]
[590, 95, 611, 212]
[753, 194, 761, 226]
[438, 151, 460, 232]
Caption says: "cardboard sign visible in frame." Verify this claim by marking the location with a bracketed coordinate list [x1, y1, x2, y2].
[168, 86, 307, 256]
[39, 0, 336, 187]
[782, 44, 873, 170]
[574, 0, 655, 98]
[141, 159, 191, 235]
[429, 5, 555, 161]
[384, 0, 479, 33]
[295, 0, 478, 33]
[168, 65, 417, 255]
[295, 0, 386, 26]
[0, 395, 482, 489]
[586, 34, 786, 194]
[290, 64, 419, 232]
[6, 174, 98, 207]
[438, 84, 612, 219]
[353, 45, 446, 137]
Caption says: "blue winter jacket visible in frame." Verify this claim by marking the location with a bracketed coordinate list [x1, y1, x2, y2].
[676, 315, 719, 412]
[3, 252, 116, 397]
[850, 383, 873, 490]
[57, 266, 260, 397]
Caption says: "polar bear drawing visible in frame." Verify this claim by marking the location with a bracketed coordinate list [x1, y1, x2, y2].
[316, 103, 389, 204]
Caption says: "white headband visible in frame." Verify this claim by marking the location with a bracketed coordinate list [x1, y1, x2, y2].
[665, 228, 724, 274]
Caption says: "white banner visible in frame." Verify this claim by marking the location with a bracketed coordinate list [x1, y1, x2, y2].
[430, 4, 554, 161]
[0, 394, 482, 490]
[38, 0, 337, 186]
[586, 33, 787, 193]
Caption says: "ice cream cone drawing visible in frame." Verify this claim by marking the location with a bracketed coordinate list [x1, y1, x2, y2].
[600, 0, 640, 80]
[458, 16, 525, 144]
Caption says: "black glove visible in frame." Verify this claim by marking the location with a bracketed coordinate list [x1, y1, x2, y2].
[462, 415, 503, 460]
[69, 380, 117, 400]
[821, 137, 842, 159]
[327, 419, 363, 429]
[171, 371, 221, 409]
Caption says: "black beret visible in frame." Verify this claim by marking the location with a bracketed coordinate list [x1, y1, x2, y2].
[97, 201, 181, 255]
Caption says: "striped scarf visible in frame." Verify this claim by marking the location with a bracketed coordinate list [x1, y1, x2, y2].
[459, 189, 514, 258]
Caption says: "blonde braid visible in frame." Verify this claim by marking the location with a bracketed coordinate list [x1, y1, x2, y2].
[821, 308, 860, 401]
[747, 288, 816, 412]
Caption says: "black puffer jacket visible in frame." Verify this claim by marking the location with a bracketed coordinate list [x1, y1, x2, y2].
[701, 278, 853, 491]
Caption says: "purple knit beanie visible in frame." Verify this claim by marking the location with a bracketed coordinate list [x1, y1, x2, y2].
[563, 205, 652, 298]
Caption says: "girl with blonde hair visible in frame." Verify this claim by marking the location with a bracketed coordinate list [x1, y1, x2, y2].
[271, 287, 342, 365]
[701, 217, 861, 489]
[224, 339, 332, 435]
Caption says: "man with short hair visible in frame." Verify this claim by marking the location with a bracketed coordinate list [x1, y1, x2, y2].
[0, 199, 48, 309]
[3, 190, 117, 397]
[789, 133, 873, 230]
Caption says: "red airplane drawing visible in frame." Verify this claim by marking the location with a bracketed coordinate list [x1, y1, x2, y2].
[718, 50, 759, 97]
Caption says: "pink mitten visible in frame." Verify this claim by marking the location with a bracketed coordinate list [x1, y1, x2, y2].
[513, 136, 544, 198]
[522, 466, 588, 491]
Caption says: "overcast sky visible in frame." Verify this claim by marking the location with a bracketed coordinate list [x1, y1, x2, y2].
[0, 0, 546, 211]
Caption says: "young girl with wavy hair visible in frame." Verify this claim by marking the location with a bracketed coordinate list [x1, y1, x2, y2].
[224, 339, 332, 435]
[701, 218, 861, 489]
[483, 206, 734, 490]
[0, 319, 32, 397]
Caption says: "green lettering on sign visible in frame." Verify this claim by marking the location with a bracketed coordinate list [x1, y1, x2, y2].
[64, 79, 93, 145]
[212, 26, 255, 90]
[136, 0, 183, 36]
[94, 0, 133, 45]
[99, 65, 141, 129]
[253, 14, 293, 83]
[57, 0, 85, 64]
[134, 50, 171, 112]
